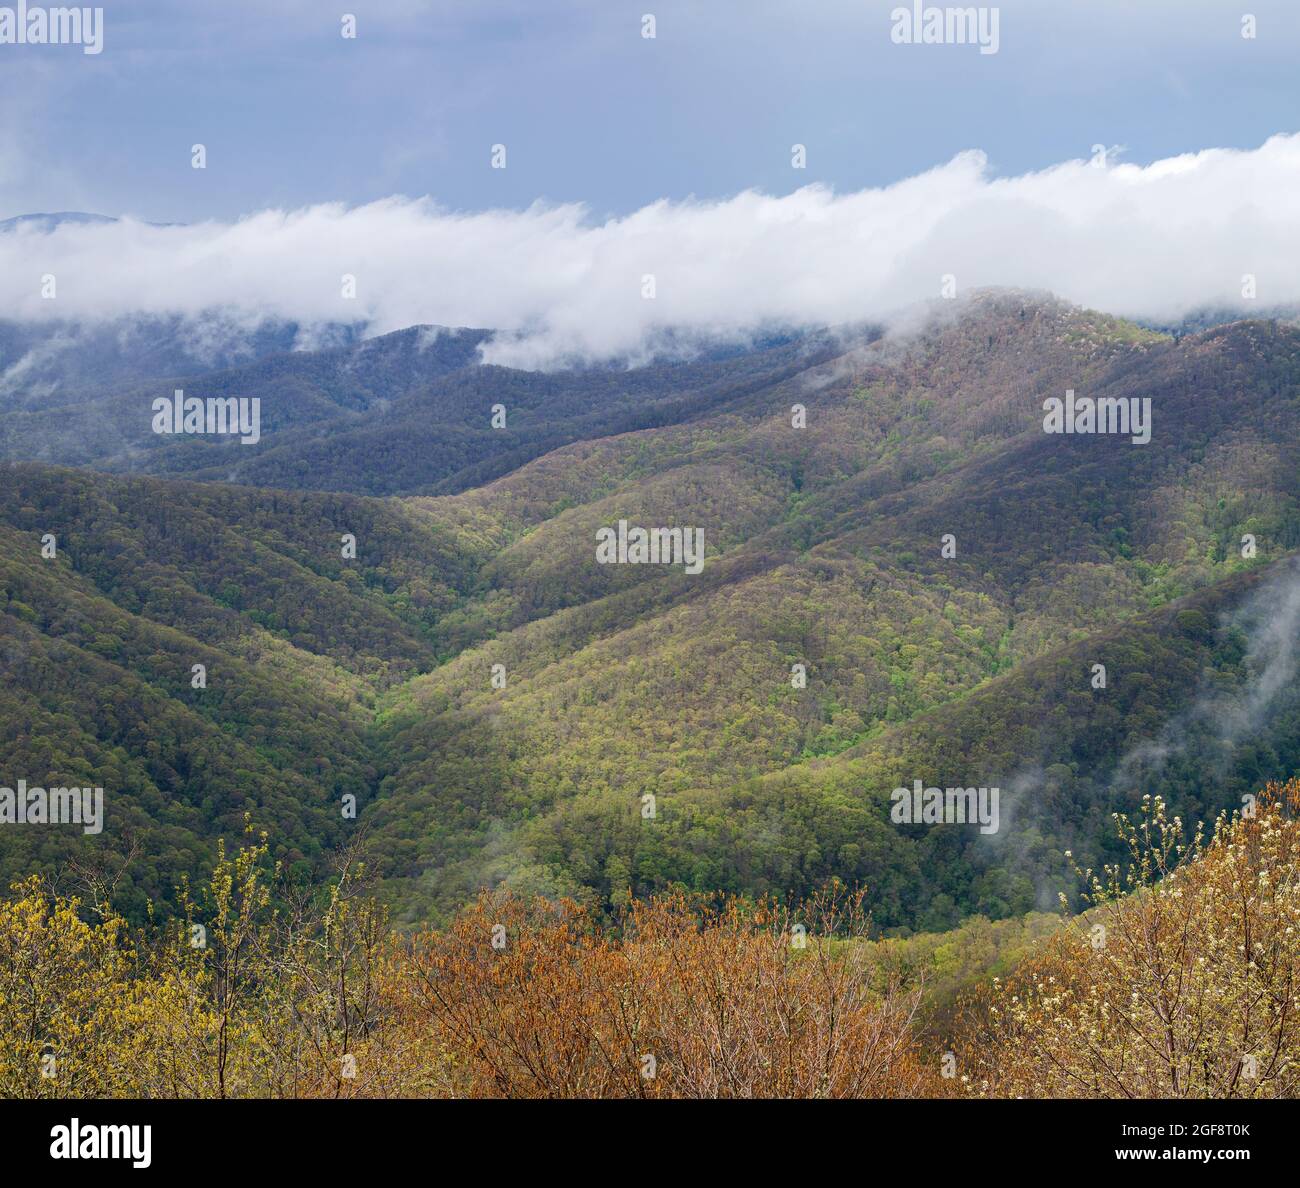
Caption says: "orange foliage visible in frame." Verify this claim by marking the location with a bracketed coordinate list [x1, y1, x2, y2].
[399, 889, 926, 1098]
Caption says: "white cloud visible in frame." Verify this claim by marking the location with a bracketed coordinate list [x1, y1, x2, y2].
[4, 133, 1300, 368]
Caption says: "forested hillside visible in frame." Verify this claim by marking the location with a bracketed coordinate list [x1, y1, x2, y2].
[3, 294, 1300, 939]
[0, 463, 475, 919]
[0, 322, 831, 496]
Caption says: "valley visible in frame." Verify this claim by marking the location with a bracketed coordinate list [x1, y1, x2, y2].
[3, 292, 1298, 938]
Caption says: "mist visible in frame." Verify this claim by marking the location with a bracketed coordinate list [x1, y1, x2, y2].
[4, 132, 1300, 368]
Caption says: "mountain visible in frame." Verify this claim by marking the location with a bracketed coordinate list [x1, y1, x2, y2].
[0, 212, 373, 404]
[3, 292, 1300, 935]
[0, 320, 837, 495]
[0, 462, 486, 918]
[0, 316, 374, 409]
[0, 212, 119, 233]
[362, 295, 1300, 923]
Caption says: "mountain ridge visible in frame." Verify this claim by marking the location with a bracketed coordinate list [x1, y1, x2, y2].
[3, 293, 1299, 933]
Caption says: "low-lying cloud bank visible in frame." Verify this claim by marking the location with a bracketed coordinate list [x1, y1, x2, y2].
[4, 133, 1300, 368]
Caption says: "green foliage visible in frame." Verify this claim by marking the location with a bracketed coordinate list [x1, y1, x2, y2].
[6, 298, 1300, 937]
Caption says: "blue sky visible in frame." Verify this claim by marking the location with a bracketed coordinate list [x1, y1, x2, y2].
[3, 0, 1300, 222]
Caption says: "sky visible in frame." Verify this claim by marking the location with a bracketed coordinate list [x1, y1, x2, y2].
[3, 0, 1300, 363]
[4, 0, 1299, 222]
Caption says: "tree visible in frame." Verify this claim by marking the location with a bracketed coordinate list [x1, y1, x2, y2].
[966, 781, 1300, 1098]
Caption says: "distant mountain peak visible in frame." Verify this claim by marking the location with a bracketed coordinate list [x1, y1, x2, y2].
[0, 211, 118, 233]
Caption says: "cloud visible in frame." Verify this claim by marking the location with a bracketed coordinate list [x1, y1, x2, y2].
[4, 132, 1300, 367]
[1111, 557, 1300, 794]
